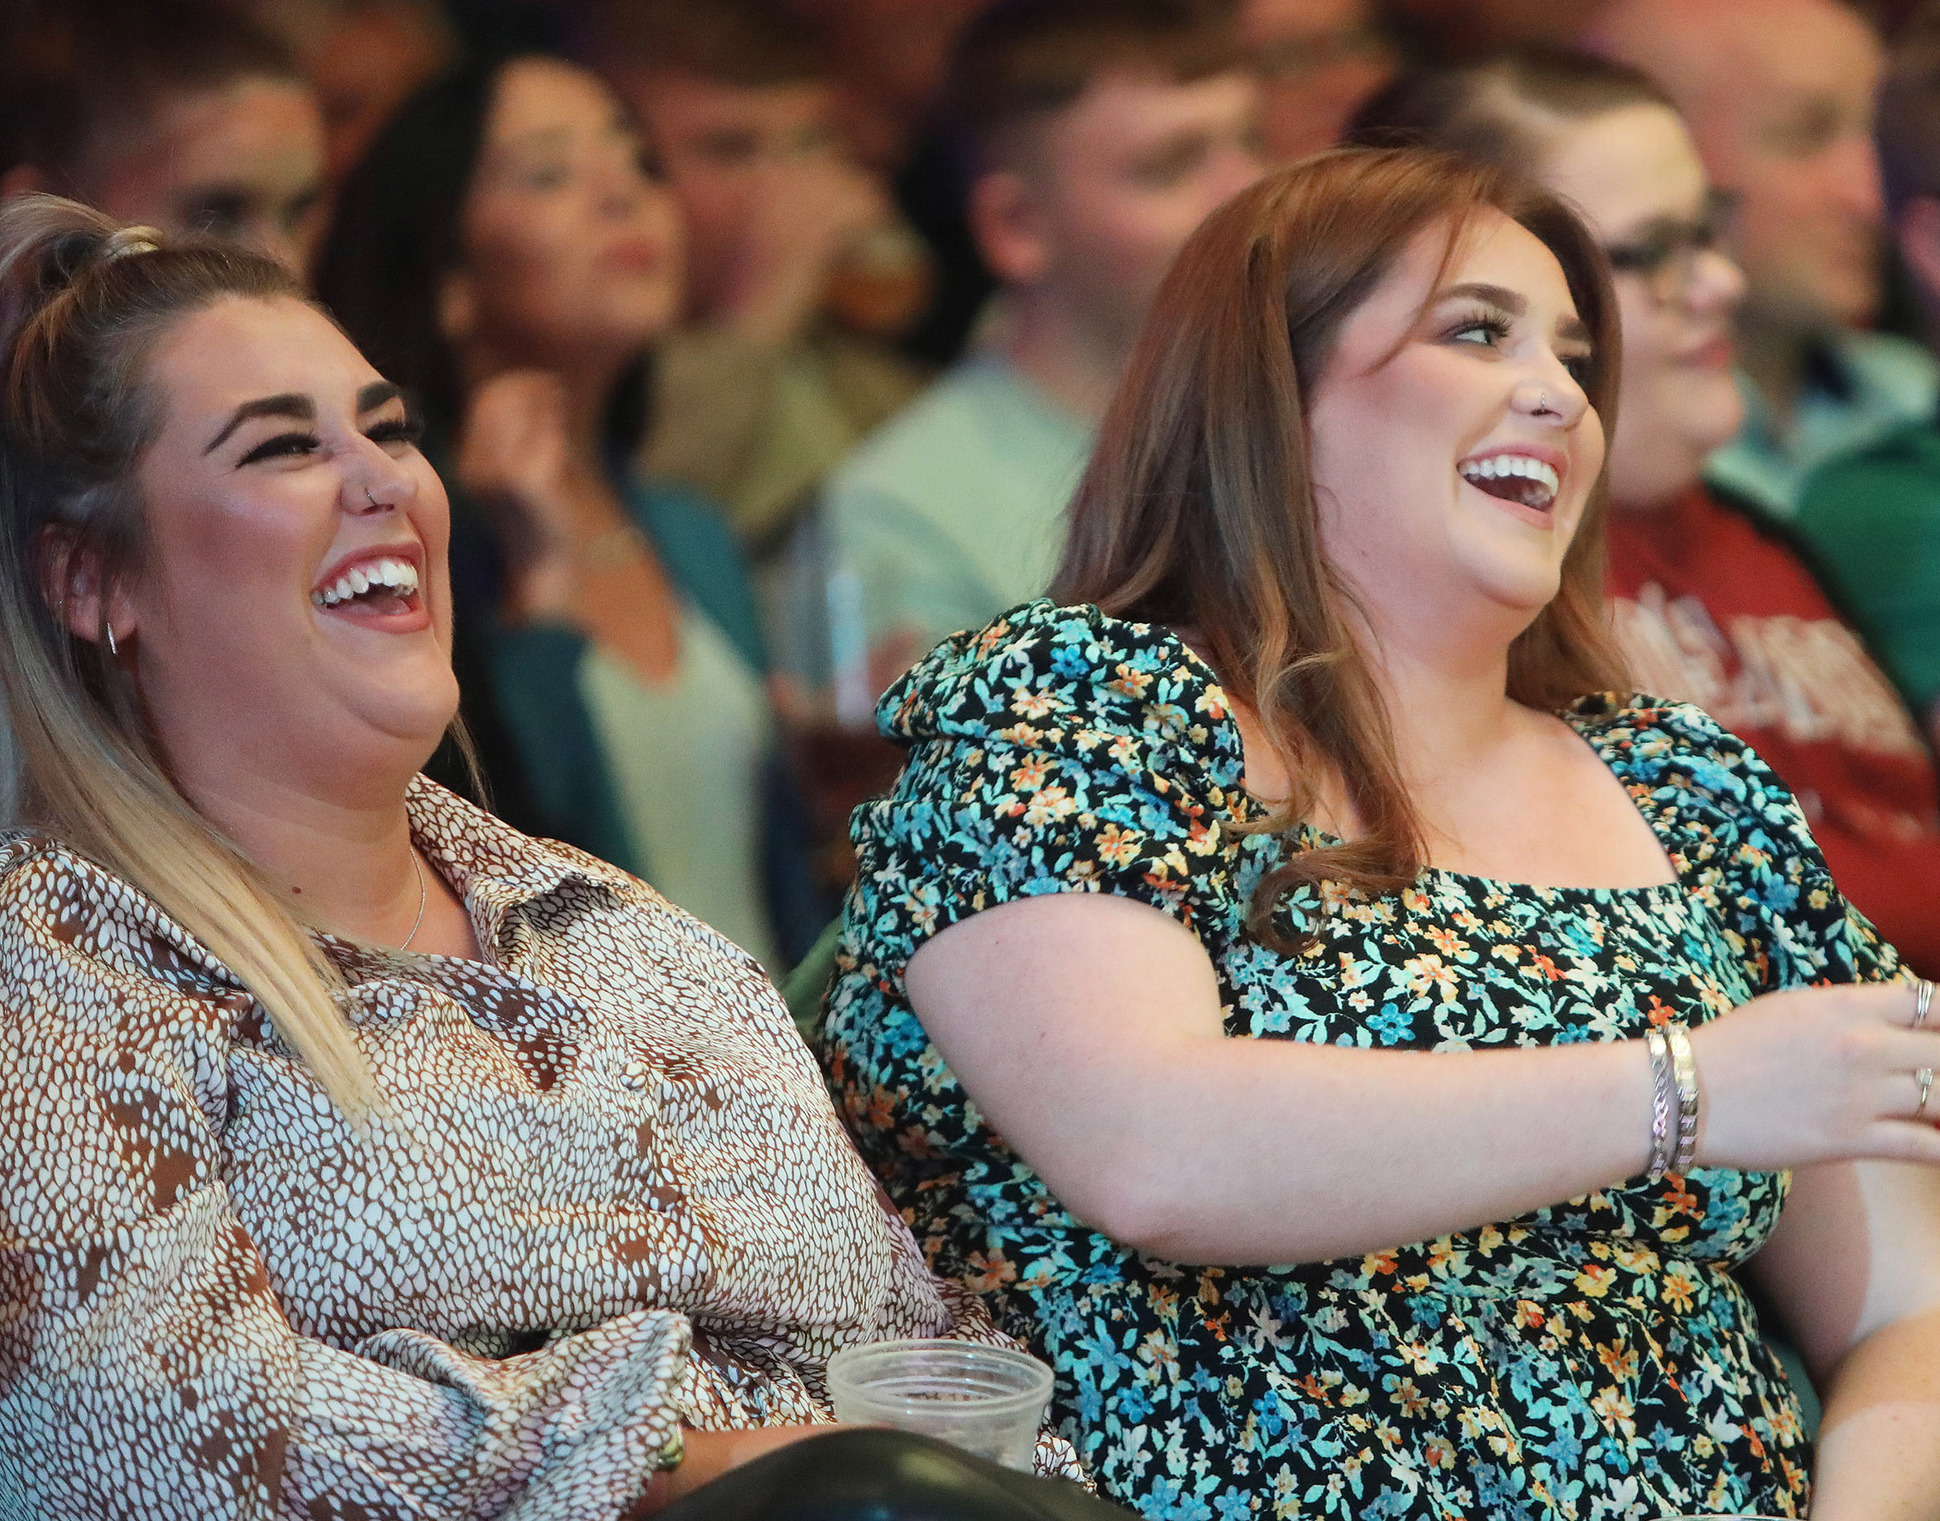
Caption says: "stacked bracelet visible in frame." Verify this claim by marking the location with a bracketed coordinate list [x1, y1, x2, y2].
[1665, 1023, 1700, 1174]
[1644, 1028, 1676, 1181]
[1644, 1023, 1701, 1181]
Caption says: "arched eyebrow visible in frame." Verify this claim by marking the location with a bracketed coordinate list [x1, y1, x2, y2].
[1436, 281, 1589, 343]
[203, 382, 403, 455]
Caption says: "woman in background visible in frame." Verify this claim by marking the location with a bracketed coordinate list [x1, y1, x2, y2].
[1346, 49, 1940, 979]
[823, 147, 1940, 1517]
[317, 55, 823, 973]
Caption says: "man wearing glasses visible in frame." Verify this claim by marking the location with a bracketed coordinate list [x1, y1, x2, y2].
[1589, 0, 1938, 518]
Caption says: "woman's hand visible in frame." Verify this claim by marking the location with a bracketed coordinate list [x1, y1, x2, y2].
[453, 369, 579, 622]
[717, 157, 901, 346]
[1691, 980, 1940, 1171]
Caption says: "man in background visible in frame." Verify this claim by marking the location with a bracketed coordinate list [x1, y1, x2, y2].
[584, 0, 930, 568]
[255, 0, 456, 195]
[1589, 0, 1939, 515]
[0, 0, 326, 275]
[1796, 11, 1940, 740]
[802, 0, 1265, 683]
[1241, 0, 1396, 161]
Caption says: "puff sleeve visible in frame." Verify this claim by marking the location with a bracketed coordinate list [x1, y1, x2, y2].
[841, 600, 1255, 994]
[1593, 696, 1906, 991]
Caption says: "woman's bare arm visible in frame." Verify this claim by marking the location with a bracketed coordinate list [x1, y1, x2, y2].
[905, 893, 1940, 1265]
[1750, 1161, 1940, 1521]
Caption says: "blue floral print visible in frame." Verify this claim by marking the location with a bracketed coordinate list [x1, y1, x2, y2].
[824, 600, 1903, 1520]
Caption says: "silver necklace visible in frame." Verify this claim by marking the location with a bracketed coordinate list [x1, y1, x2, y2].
[399, 848, 428, 951]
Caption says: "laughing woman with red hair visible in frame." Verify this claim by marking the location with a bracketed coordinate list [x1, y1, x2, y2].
[825, 147, 1940, 1518]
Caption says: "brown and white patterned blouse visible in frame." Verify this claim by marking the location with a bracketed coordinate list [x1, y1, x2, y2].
[0, 777, 1068, 1517]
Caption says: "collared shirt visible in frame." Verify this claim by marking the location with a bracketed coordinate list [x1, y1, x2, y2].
[0, 778, 1065, 1517]
[1704, 328, 1939, 518]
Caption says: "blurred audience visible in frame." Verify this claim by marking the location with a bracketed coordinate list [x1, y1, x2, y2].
[1799, 10, 1940, 735]
[799, 0, 1265, 685]
[1240, 0, 1395, 162]
[255, 0, 458, 193]
[318, 55, 820, 970]
[581, 0, 930, 570]
[1349, 48, 1940, 977]
[1385, 0, 1616, 60]
[0, 0, 325, 273]
[777, 0, 993, 170]
[1587, 0, 1939, 516]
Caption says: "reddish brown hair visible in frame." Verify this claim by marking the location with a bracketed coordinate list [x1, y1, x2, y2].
[1052, 147, 1628, 947]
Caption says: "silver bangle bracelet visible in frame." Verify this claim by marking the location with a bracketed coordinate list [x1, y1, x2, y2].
[1665, 1022, 1700, 1175]
[1644, 1027, 1676, 1182]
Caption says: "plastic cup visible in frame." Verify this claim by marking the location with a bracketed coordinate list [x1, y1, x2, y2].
[825, 1338, 1053, 1471]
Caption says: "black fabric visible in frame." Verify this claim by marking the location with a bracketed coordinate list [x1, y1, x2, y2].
[657, 1430, 1134, 1521]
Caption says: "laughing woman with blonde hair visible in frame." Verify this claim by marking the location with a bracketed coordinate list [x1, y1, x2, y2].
[0, 197, 1118, 1519]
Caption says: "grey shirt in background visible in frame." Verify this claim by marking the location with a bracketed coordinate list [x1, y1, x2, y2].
[792, 352, 1095, 677]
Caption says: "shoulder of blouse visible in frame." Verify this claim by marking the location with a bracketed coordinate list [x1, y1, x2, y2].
[874, 598, 1248, 787]
[1568, 691, 1786, 801]
[0, 827, 237, 980]
[1567, 691, 1826, 867]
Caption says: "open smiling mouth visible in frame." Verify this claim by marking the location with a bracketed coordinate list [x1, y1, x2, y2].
[311, 556, 423, 619]
[1459, 454, 1560, 513]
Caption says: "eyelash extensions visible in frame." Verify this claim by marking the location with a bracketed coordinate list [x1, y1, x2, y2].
[235, 414, 425, 468]
[1444, 306, 1595, 388]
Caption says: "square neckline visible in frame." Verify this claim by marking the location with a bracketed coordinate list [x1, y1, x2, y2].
[1158, 627, 1690, 901]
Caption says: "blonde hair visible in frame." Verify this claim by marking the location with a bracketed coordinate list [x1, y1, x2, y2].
[0, 196, 369, 1113]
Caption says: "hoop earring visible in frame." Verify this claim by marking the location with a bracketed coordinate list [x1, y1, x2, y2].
[106, 624, 118, 658]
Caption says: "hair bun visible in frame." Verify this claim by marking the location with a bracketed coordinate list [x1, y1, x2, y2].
[98, 226, 164, 263]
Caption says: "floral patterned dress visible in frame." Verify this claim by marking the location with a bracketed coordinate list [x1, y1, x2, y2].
[824, 600, 1903, 1521]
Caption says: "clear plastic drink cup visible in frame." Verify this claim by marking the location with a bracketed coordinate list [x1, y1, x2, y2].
[825, 1339, 1054, 1471]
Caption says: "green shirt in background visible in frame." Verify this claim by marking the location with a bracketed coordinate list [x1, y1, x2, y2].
[1797, 417, 1940, 716]
[1706, 329, 1938, 518]
[802, 353, 1095, 665]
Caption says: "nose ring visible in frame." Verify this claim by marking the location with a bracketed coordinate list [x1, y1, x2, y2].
[365, 487, 380, 509]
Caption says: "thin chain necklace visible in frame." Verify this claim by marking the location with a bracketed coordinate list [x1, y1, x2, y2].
[399, 848, 428, 952]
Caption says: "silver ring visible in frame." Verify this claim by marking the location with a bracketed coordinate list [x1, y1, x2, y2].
[1916, 980, 1934, 1030]
[1919, 1067, 1935, 1120]
[365, 487, 379, 508]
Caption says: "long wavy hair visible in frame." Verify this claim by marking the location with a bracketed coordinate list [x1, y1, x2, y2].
[1052, 147, 1628, 948]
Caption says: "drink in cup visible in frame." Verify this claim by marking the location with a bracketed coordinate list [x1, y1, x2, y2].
[825, 1339, 1054, 1471]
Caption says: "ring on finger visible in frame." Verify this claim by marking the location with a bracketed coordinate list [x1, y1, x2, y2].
[1916, 980, 1935, 1030]
[1919, 1067, 1935, 1120]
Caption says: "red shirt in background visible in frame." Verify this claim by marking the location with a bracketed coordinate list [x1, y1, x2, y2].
[1605, 485, 1940, 976]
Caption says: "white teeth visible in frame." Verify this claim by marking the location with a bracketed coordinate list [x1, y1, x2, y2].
[1460, 454, 1560, 498]
[311, 556, 421, 608]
